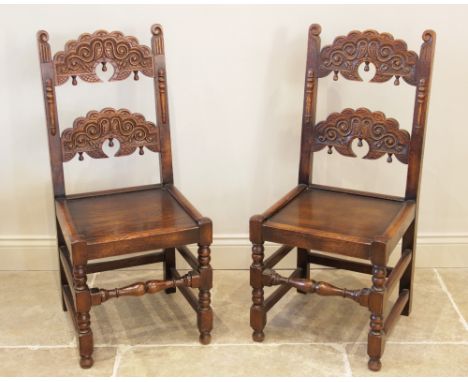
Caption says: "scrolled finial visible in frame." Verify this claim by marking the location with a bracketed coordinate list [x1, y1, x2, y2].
[37, 30, 51, 62]
[151, 24, 163, 36]
[37, 30, 49, 42]
[151, 24, 165, 55]
[422, 29, 435, 43]
[310, 24, 322, 36]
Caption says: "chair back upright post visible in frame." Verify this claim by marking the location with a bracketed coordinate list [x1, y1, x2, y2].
[37, 31, 65, 197]
[298, 24, 322, 185]
[405, 31, 436, 201]
[151, 25, 174, 185]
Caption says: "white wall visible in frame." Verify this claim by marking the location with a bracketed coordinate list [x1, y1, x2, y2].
[1, 4, 467, 269]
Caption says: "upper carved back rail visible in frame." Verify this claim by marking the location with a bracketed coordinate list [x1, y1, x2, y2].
[53, 30, 155, 86]
[37, 24, 174, 196]
[317, 29, 419, 85]
[298, 25, 436, 201]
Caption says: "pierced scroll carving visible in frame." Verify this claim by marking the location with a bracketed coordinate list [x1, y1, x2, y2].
[61, 108, 160, 161]
[90, 272, 199, 305]
[311, 108, 410, 164]
[53, 30, 154, 86]
[318, 30, 418, 85]
[262, 269, 370, 307]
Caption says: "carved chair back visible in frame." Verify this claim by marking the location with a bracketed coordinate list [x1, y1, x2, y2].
[299, 26, 436, 201]
[37, 25, 172, 197]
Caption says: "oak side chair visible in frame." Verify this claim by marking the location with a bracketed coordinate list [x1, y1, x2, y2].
[37, 25, 213, 368]
[249, 25, 435, 371]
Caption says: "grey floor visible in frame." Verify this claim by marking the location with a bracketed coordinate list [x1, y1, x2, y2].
[1, 267, 467, 376]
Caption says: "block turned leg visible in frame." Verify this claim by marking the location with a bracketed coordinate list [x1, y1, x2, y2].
[367, 264, 386, 372]
[250, 242, 266, 342]
[197, 244, 213, 344]
[73, 264, 94, 369]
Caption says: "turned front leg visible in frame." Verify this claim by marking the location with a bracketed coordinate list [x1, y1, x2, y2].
[250, 243, 266, 342]
[197, 244, 213, 344]
[368, 264, 387, 372]
[73, 261, 93, 369]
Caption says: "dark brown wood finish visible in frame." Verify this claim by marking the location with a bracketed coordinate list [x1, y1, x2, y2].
[311, 108, 411, 163]
[61, 108, 161, 161]
[249, 24, 436, 372]
[37, 25, 213, 369]
[264, 188, 416, 259]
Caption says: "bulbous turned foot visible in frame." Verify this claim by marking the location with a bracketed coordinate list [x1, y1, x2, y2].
[252, 330, 265, 342]
[199, 332, 211, 345]
[80, 356, 94, 369]
[368, 357, 382, 372]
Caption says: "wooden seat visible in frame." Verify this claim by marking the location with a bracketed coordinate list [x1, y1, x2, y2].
[57, 185, 201, 259]
[263, 186, 415, 259]
[249, 25, 436, 372]
[37, 25, 213, 369]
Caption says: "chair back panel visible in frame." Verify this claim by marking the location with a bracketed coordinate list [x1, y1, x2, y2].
[37, 25, 173, 197]
[298, 24, 436, 201]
